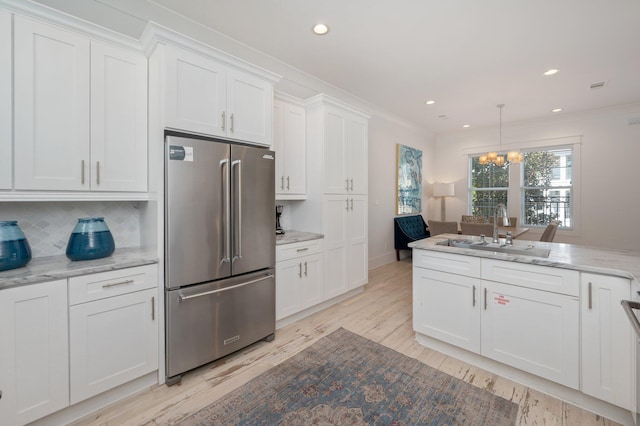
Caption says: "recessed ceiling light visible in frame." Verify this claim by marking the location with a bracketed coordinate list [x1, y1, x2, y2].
[552, 108, 563, 113]
[313, 23, 329, 35]
[463, 124, 470, 128]
[425, 100, 435, 105]
[544, 69, 559, 76]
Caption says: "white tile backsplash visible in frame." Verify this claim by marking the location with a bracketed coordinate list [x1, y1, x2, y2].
[0, 201, 143, 257]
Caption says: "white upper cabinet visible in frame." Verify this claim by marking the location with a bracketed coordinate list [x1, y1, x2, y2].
[306, 95, 369, 195]
[13, 15, 148, 193]
[164, 45, 227, 138]
[0, 10, 11, 190]
[274, 95, 306, 198]
[164, 45, 273, 146]
[90, 41, 148, 192]
[14, 15, 90, 191]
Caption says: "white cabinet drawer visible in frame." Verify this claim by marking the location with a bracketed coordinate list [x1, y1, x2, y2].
[481, 259, 579, 296]
[69, 264, 158, 305]
[276, 239, 323, 262]
[413, 249, 481, 277]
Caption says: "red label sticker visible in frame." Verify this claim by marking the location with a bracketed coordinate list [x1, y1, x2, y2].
[494, 294, 510, 305]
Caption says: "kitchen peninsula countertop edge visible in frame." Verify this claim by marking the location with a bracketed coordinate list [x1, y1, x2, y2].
[409, 233, 640, 283]
[276, 230, 324, 245]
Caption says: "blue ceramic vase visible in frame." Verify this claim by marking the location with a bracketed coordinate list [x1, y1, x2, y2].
[0, 221, 32, 271]
[66, 217, 115, 261]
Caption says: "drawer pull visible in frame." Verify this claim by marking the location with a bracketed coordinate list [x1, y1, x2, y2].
[102, 279, 134, 288]
[296, 247, 309, 252]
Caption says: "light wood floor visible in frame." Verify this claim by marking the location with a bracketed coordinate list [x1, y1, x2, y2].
[74, 259, 621, 426]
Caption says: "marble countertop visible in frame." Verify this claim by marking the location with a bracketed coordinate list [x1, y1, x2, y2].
[409, 233, 640, 283]
[276, 230, 324, 245]
[0, 246, 159, 291]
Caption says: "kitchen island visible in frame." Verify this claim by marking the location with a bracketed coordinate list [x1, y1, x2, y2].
[409, 234, 639, 426]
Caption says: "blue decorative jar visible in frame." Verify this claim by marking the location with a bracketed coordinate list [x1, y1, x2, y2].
[66, 217, 115, 261]
[0, 221, 32, 272]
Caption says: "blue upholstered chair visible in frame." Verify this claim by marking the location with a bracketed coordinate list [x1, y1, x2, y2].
[394, 215, 430, 261]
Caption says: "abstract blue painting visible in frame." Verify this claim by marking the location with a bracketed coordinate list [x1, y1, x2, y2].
[396, 144, 422, 215]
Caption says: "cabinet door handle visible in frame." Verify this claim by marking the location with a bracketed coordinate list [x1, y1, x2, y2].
[350, 178, 354, 190]
[230, 113, 234, 132]
[280, 176, 284, 190]
[345, 179, 349, 191]
[472, 285, 476, 307]
[345, 199, 349, 210]
[287, 176, 290, 190]
[151, 296, 155, 320]
[350, 198, 354, 210]
[102, 279, 134, 288]
[304, 261, 308, 277]
[588, 282, 592, 309]
[81, 160, 85, 185]
[298, 262, 302, 278]
[96, 161, 100, 185]
[484, 287, 487, 310]
[221, 111, 226, 131]
[296, 247, 309, 252]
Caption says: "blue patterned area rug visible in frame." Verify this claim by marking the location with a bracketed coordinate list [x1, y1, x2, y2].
[180, 328, 518, 425]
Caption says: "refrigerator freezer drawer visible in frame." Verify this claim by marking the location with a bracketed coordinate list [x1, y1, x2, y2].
[165, 269, 275, 379]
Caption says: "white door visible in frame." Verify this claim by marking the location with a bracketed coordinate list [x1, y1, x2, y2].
[69, 288, 158, 404]
[481, 281, 579, 389]
[226, 68, 273, 146]
[347, 195, 368, 289]
[0, 10, 10, 189]
[14, 16, 90, 190]
[275, 257, 304, 320]
[323, 195, 348, 299]
[91, 41, 148, 192]
[323, 109, 348, 194]
[412, 268, 481, 352]
[164, 45, 226, 137]
[0, 280, 69, 425]
[581, 273, 632, 409]
[347, 115, 368, 194]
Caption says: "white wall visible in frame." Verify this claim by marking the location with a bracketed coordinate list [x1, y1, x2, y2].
[368, 116, 434, 268]
[435, 103, 640, 250]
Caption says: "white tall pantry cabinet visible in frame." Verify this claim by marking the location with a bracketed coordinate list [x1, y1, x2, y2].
[305, 95, 369, 298]
[273, 94, 306, 198]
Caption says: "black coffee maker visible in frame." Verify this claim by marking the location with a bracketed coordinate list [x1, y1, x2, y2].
[275, 205, 285, 235]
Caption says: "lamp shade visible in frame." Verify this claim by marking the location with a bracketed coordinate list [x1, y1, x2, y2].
[433, 183, 455, 197]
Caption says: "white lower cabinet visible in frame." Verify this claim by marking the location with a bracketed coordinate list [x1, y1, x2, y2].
[68, 265, 158, 404]
[481, 281, 579, 389]
[323, 195, 367, 299]
[0, 280, 69, 426]
[276, 239, 323, 321]
[581, 273, 632, 409]
[413, 250, 580, 389]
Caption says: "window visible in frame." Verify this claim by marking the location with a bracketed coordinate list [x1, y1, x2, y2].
[522, 148, 573, 228]
[469, 156, 509, 219]
[469, 145, 575, 230]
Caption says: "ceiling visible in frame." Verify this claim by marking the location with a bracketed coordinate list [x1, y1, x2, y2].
[36, 0, 640, 133]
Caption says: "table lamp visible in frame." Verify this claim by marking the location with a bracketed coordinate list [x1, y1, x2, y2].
[433, 183, 455, 220]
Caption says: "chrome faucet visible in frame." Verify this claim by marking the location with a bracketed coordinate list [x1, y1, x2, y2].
[493, 203, 510, 243]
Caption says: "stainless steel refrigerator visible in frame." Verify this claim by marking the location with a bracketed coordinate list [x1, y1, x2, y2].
[164, 134, 275, 385]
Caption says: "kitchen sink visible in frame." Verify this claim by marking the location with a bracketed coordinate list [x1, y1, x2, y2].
[436, 239, 551, 258]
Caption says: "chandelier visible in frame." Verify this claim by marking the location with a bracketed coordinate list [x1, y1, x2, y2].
[479, 104, 522, 165]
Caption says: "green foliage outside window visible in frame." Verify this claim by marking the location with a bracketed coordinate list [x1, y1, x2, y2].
[470, 157, 509, 220]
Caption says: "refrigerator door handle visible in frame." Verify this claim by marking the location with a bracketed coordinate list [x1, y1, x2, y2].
[220, 159, 231, 264]
[178, 273, 274, 301]
[232, 159, 242, 262]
